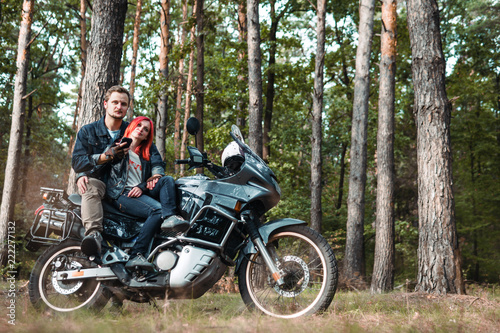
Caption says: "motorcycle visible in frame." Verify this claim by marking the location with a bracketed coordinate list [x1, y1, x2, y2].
[25, 118, 338, 318]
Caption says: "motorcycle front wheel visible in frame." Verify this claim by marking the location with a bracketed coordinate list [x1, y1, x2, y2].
[238, 225, 338, 318]
[29, 239, 110, 312]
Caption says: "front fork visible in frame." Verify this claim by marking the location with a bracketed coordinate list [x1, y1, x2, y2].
[244, 213, 285, 286]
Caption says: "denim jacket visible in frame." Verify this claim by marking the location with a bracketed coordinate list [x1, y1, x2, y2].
[71, 116, 129, 182]
[106, 149, 165, 200]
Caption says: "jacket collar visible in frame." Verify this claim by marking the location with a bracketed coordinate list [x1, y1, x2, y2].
[96, 115, 129, 137]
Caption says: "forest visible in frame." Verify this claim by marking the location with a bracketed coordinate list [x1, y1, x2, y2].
[0, 0, 499, 291]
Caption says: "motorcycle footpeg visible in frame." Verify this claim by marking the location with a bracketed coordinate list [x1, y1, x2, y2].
[88, 255, 103, 265]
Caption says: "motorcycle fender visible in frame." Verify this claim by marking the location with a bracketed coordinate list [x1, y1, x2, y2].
[235, 218, 306, 272]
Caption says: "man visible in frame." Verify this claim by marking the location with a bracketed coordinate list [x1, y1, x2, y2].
[72, 85, 187, 257]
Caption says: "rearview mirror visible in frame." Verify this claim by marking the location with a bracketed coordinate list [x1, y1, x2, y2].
[186, 117, 200, 135]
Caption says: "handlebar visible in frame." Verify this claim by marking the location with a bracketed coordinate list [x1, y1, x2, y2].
[175, 159, 190, 164]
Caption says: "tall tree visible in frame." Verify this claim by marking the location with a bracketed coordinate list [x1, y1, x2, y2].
[127, 0, 143, 120]
[407, 0, 465, 294]
[195, 0, 205, 157]
[310, 0, 327, 233]
[344, 0, 375, 283]
[0, 0, 34, 261]
[174, 0, 189, 174]
[247, 0, 263, 157]
[156, 0, 170, 159]
[67, 0, 128, 193]
[180, 2, 197, 175]
[68, 0, 88, 157]
[236, 0, 247, 127]
[371, 0, 396, 294]
[262, 0, 291, 161]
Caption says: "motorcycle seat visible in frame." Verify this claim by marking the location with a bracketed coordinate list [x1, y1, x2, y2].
[68, 193, 144, 240]
[69, 193, 139, 220]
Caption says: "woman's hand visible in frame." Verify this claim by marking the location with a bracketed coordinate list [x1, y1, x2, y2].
[127, 186, 143, 198]
[146, 174, 162, 190]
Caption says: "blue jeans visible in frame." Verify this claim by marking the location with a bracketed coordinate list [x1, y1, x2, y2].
[112, 176, 178, 256]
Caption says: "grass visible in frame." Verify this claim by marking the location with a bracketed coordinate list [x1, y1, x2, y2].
[1, 281, 498, 333]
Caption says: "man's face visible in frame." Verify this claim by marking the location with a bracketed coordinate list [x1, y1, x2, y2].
[104, 92, 129, 120]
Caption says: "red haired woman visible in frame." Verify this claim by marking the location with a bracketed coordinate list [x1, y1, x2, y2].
[106, 116, 189, 270]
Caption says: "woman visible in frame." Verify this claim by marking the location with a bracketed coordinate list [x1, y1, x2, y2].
[106, 116, 189, 271]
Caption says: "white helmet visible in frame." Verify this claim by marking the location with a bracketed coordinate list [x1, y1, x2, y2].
[221, 142, 245, 171]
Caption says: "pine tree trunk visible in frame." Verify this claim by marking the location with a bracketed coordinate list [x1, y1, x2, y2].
[195, 0, 204, 158]
[67, 0, 88, 158]
[175, 0, 189, 174]
[333, 21, 351, 211]
[156, 0, 170, 160]
[0, 0, 34, 263]
[407, 0, 465, 294]
[336, 142, 347, 209]
[247, 0, 263, 157]
[310, 0, 326, 234]
[263, 0, 277, 162]
[236, 0, 247, 126]
[344, 0, 375, 283]
[180, 8, 196, 175]
[371, 0, 396, 294]
[127, 0, 142, 120]
[67, 0, 128, 194]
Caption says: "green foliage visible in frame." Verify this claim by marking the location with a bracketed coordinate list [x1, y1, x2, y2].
[2, 0, 499, 288]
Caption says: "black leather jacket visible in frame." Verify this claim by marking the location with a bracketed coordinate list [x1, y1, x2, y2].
[106, 149, 165, 200]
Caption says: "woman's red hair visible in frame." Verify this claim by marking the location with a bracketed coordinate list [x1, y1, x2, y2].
[123, 116, 154, 161]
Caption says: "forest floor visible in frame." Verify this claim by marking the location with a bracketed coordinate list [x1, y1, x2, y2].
[1, 280, 498, 333]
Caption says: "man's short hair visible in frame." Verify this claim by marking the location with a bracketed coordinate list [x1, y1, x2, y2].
[104, 85, 131, 104]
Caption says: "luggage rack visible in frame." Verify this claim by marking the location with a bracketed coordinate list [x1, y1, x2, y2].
[25, 188, 82, 250]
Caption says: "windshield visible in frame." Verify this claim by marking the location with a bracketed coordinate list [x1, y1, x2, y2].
[230, 125, 269, 168]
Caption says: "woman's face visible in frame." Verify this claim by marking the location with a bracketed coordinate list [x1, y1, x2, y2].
[131, 120, 151, 142]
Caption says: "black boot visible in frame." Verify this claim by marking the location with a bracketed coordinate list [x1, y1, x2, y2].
[81, 230, 103, 257]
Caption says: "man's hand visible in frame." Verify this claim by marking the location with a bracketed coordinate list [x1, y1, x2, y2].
[146, 174, 162, 190]
[77, 176, 89, 194]
[127, 187, 143, 198]
[104, 142, 130, 161]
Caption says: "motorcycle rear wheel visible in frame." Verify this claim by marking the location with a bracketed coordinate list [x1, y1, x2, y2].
[238, 225, 338, 318]
[29, 239, 110, 312]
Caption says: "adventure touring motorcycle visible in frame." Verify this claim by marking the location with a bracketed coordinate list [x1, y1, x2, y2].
[25, 118, 338, 318]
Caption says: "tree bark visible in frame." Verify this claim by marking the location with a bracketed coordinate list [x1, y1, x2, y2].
[0, 0, 34, 263]
[371, 0, 396, 294]
[127, 0, 143, 120]
[175, 0, 189, 174]
[310, 0, 326, 233]
[68, 0, 87, 157]
[180, 3, 196, 175]
[407, 0, 465, 294]
[344, 0, 375, 283]
[336, 142, 347, 209]
[195, 0, 204, 159]
[247, 0, 263, 157]
[67, 0, 128, 194]
[156, 0, 170, 160]
[236, 0, 247, 127]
